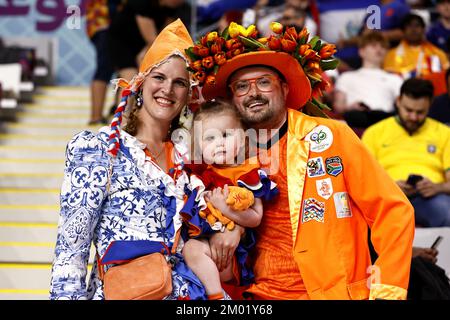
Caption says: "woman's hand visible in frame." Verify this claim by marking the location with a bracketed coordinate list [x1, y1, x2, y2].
[208, 224, 244, 272]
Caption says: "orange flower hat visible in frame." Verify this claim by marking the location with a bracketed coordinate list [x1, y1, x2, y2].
[185, 22, 338, 110]
[108, 19, 194, 157]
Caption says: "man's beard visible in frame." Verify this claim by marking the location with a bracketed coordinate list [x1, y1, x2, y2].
[241, 95, 273, 125]
[399, 116, 426, 134]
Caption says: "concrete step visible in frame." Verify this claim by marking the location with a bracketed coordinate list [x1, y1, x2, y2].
[0, 204, 59, 223]
[0, 189, 59, 206]
[0, 147, 65, 159]
[0, 175, 63, 188]
[0, 264, 51, 299]
[0, 161, 65, 174]
[0, 262, 93, 300]
[12, 114, 89, 125]
[0, 136, 70, 146]
[0, 222, 58, 243]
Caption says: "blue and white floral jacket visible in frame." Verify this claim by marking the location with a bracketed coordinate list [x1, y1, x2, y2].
[49, 127, 206, 300]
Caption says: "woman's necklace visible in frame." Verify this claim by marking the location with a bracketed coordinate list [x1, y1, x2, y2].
[146, 143, 165, 160]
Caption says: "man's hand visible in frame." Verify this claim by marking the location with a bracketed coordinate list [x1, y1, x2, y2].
[208, 224, 244, 272]
[397, 180, 416, 197]
[412, 247, 438, 264]
[416, 178, 441, 198]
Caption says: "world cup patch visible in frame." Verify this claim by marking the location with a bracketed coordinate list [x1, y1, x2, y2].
[307, 157, 326, 178]
[333, 192, 352, 218]
[302, 198, 325, 223]
[325, 156, 343, 177]
[306, 125, 333, 153]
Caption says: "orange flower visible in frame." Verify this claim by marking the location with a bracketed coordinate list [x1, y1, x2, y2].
[215, 37, 225, 48]
[193, 71, 206, 83]
[225, 39, 242, 50]
[319, 44, 337, 59]
[298, 28, 310, 42]
[267, 36, 281, 50]
[284, 27, 298, 41]
[193, 45, 210, 57]
[270, 22, 283, 34]
[281, 39, 297, 52]
[214, 52, 226, 65]
[307, 61, 320, 72]
[202, 56, 214, 69]
[298, 44, 311, 56]
[190, 60, 202, 71]
[206, 75, 216, 86]
[304, 48, 319, 61]
[200, 36, 208, 47]
[210, 43, 222, 55]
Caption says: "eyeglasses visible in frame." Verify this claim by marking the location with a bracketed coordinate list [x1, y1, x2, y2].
[229, 75, 280, 97]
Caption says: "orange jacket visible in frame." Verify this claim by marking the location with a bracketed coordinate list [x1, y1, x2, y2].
[283, 109, 415, 299]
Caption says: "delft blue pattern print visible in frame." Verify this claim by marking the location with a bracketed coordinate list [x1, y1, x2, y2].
[50, 128, 206, 300]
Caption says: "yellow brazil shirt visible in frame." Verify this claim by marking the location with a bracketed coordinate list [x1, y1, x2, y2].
[362, 116, 450, 184]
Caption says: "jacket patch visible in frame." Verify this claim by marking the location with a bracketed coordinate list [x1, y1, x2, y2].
[306, 125, 333, 153]
[325, 156, 343, 177]
[333, 192, 352, 218]
[307, 157, 326, 178]
[302, 198, 325, 223]
[316, 178, 333, 200]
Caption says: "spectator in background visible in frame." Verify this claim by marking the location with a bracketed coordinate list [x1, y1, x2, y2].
[335, 0, 410, 70]
[334, 31, 403, 128]
[108, 0, 189, 84]
[254, 0, 319, 37]
[383, 13, 449, 78]
[427, 0, 450, 53]
[429, 68, 450, 125]
[85, 0, 115, 125]
[362, 78, 450, 227]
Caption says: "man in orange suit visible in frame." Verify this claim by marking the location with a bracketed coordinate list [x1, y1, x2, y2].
[187, 22, 415, 300]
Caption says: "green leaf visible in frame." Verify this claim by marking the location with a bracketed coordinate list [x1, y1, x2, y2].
[312, 39, 322, 51]
[213, 65, 220, 75]
[312, 97, 331, 111]
[238, 36, 265, 49]
[308, 36, 320, 49]
[185, 48, 198, 61]
[221, 27, 230, 40]
[320, 59, 340, 71]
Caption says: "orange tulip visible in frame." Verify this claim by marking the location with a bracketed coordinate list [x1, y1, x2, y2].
[193, 45, 210, 58]
[206, 75, 216, 86]
[304, 48, 319, 61]
[319, 44, 337, 59]
[210, 43, 221, 55]
[284, 27, 298, 41]
[298, 28, 310, 41]
[214, 52, 226, 65]
[281, 39, 297, 52]
[190, 60, 202, 71]
[298, 44, 311, 56]
[225, 39, 242, 50]
[194, 71, 206, 83]
[202, 56, 215, 69]
[267, 36, 281, 50]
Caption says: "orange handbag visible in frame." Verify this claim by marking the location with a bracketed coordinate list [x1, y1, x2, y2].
[98, 230, 181, 300]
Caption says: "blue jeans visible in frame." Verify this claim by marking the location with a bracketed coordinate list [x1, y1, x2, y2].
[411, 194, 450, 227]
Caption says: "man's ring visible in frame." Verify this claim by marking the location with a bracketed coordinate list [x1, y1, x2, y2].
[222, 254, 226, 257]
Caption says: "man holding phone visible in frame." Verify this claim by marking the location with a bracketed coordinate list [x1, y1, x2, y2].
[362, 78, 450, 227]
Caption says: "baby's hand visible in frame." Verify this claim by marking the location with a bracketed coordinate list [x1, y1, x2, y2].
[208, 185, 229, 212]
